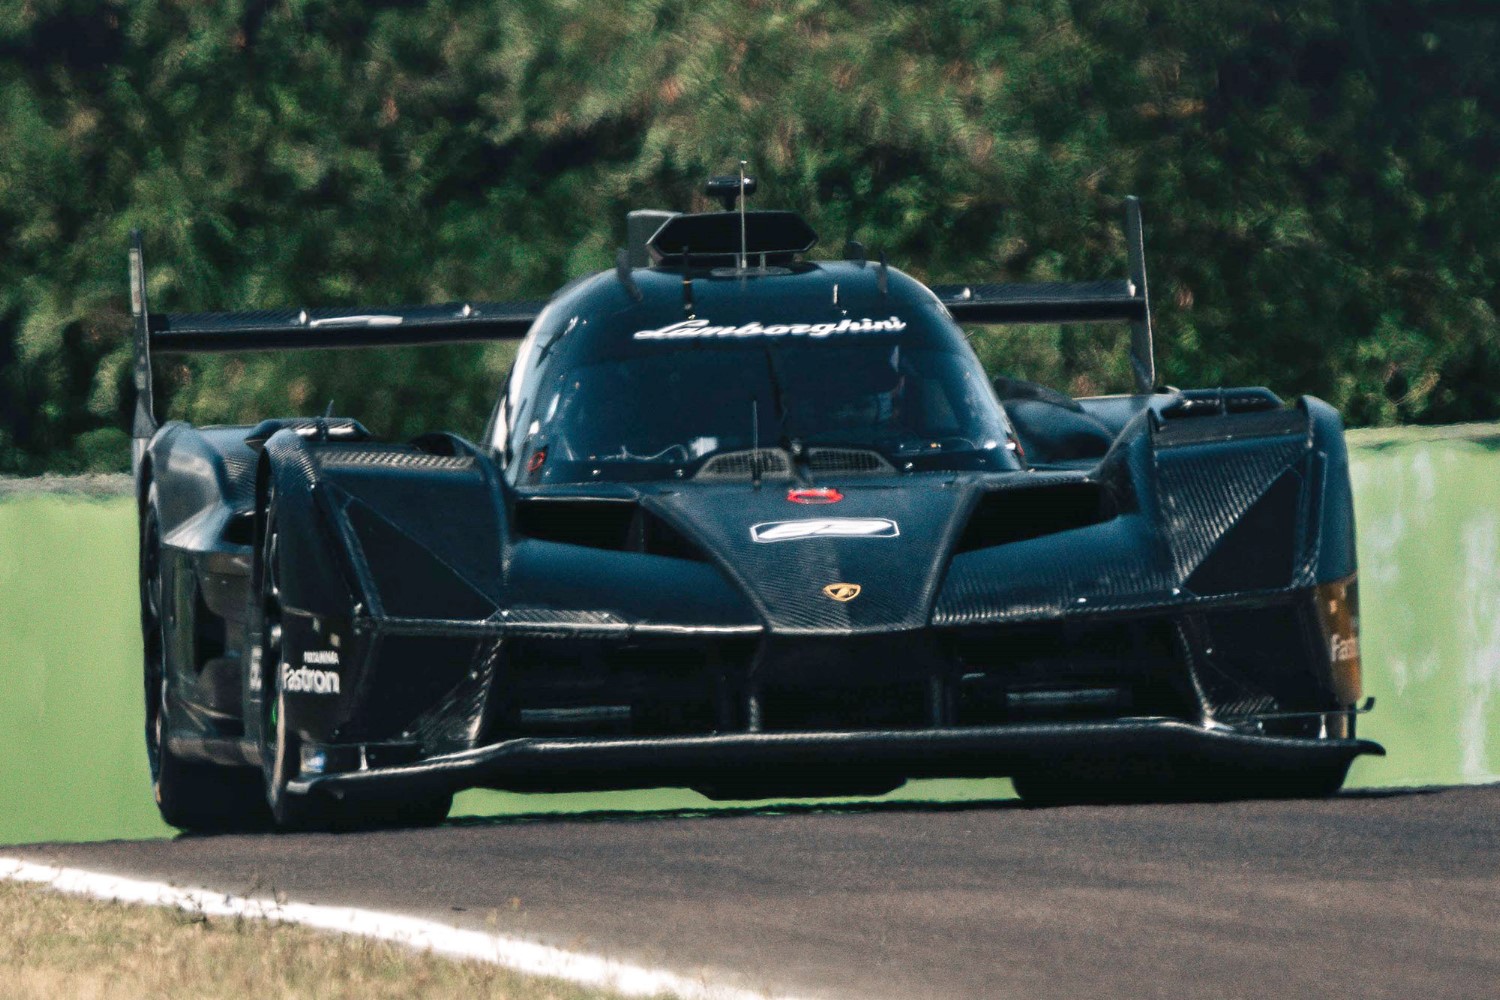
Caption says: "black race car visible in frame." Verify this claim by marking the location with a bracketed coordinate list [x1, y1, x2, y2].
[131, 177, 1379, 830]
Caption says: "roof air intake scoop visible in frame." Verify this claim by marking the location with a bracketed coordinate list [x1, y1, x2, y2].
[646, 213, 817, 267]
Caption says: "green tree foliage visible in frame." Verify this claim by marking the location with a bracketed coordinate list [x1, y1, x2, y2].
[1, 0, 1496, 472]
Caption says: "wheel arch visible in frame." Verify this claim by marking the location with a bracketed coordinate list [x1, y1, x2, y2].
[1300, 394, 1357, 584]
[253, 429, 361, 619]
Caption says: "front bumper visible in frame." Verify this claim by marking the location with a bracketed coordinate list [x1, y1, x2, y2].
[286, 718, 1383, 802]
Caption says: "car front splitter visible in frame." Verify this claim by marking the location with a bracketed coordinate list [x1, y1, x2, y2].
[285, 719, 1384, 800]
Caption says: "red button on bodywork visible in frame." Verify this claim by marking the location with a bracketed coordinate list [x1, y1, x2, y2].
[787, 487, 843, 504]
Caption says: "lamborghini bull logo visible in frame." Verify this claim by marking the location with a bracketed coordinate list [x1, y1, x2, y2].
[822, 583, 862, 602]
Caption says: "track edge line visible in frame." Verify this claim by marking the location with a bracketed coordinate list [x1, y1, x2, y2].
[0, 855, 804, 1000]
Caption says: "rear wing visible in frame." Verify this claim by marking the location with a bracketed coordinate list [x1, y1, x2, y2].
[128, 197, 1154, 468]
[127, 231, 544, 463]
[930, 196, 1155, 394]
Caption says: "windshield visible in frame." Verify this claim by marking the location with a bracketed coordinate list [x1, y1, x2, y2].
[516, 341, 1017, 483]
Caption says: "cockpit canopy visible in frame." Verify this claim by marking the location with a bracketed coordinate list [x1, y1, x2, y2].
[492, 262, 1022, 485]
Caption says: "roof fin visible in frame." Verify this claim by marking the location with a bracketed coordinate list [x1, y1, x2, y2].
[877, 250, 889, 296]
[843, 240, 866, 265]
[1123, 196, 1155, 393]
[627, 210, 678, 269]
[128, 230, 156, 477]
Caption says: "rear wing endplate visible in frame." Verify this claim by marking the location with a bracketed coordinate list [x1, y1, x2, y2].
[127, 231, 544, 463]
[931, 196, 1155, 394]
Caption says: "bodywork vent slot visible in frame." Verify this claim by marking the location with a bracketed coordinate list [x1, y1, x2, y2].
[514, 499, 707, 561]
[1160, 387, 1282, 418]
[947, 619, 1192, 726]
[1153, 390, 1307, 448]
[955, 482, 1114, 553]
[221, 510, 255, 546]
[497, 639, 737, 738]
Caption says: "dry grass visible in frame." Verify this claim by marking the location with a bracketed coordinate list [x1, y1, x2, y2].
[0, 473, 132, 498]
[0, 880, 636, 1000]
[1344, 421, 1500, 447]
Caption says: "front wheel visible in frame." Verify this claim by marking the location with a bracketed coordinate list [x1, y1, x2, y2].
[264, 681, 451, 829]
[1010, 759, 1176, 807]
[256, 500, 450, 831]
[257, 502, 336, 830]
[142, 503, 265, 831]
[262, 683, 331, 830]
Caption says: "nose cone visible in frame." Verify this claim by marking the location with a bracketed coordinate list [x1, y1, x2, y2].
[644, 482, 971, 634]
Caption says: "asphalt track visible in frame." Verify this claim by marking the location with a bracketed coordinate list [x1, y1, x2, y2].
[14, 784, 1500, 999]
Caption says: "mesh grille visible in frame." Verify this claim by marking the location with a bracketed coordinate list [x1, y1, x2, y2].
[697, 449, 791, 480]
[805, 448, 893, 474]
[317, 447, 475, 471]
[695, 448, 892, 479]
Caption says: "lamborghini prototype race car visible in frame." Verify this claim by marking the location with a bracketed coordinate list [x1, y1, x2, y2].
[130, 179, 1380, 830]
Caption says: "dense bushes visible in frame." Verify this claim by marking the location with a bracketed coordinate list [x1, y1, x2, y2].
[2, 1, 1496, 471]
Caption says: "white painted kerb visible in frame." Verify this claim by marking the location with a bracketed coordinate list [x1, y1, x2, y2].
[0, 856, 802, 1000]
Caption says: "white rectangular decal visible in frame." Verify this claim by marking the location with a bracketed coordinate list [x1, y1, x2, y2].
[750, 518, 900, 543]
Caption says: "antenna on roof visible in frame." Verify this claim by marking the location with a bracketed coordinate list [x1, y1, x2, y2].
[703, 167, 758, 271]
[751, 399, 761, 489]
[737, 160, 749, 271]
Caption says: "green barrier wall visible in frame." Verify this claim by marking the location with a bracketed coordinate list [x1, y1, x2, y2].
[1344, 427, 1500, 787]
[0, 497, 165, 843]
[2, 426, 1497, 844]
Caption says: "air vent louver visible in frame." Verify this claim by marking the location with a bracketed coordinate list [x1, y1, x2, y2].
[955, 482, 1115, 553]
[696, 450, 791, 480]
[514, 499, 707, 561]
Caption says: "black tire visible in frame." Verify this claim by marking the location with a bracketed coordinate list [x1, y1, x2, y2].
[256, 497, 450, 831]
[399, 794, 454, 827]
[1010, 759, 1176, 807]
[365, 793, 454, 830]
[257, 499, 335, 831]
[265, 678, 450, 830]
[261, 683, 331, 830]
[1224, 759, 1352, 800]
[1011, 756, 1352, 807]
[142, 504, 266, 832]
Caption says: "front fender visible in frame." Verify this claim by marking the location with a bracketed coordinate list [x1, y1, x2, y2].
[257, 429, 358, 618]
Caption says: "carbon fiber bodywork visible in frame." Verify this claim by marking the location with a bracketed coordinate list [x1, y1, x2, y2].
[135, 199, 1380, 818]
[140, 365, 1377, 799]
